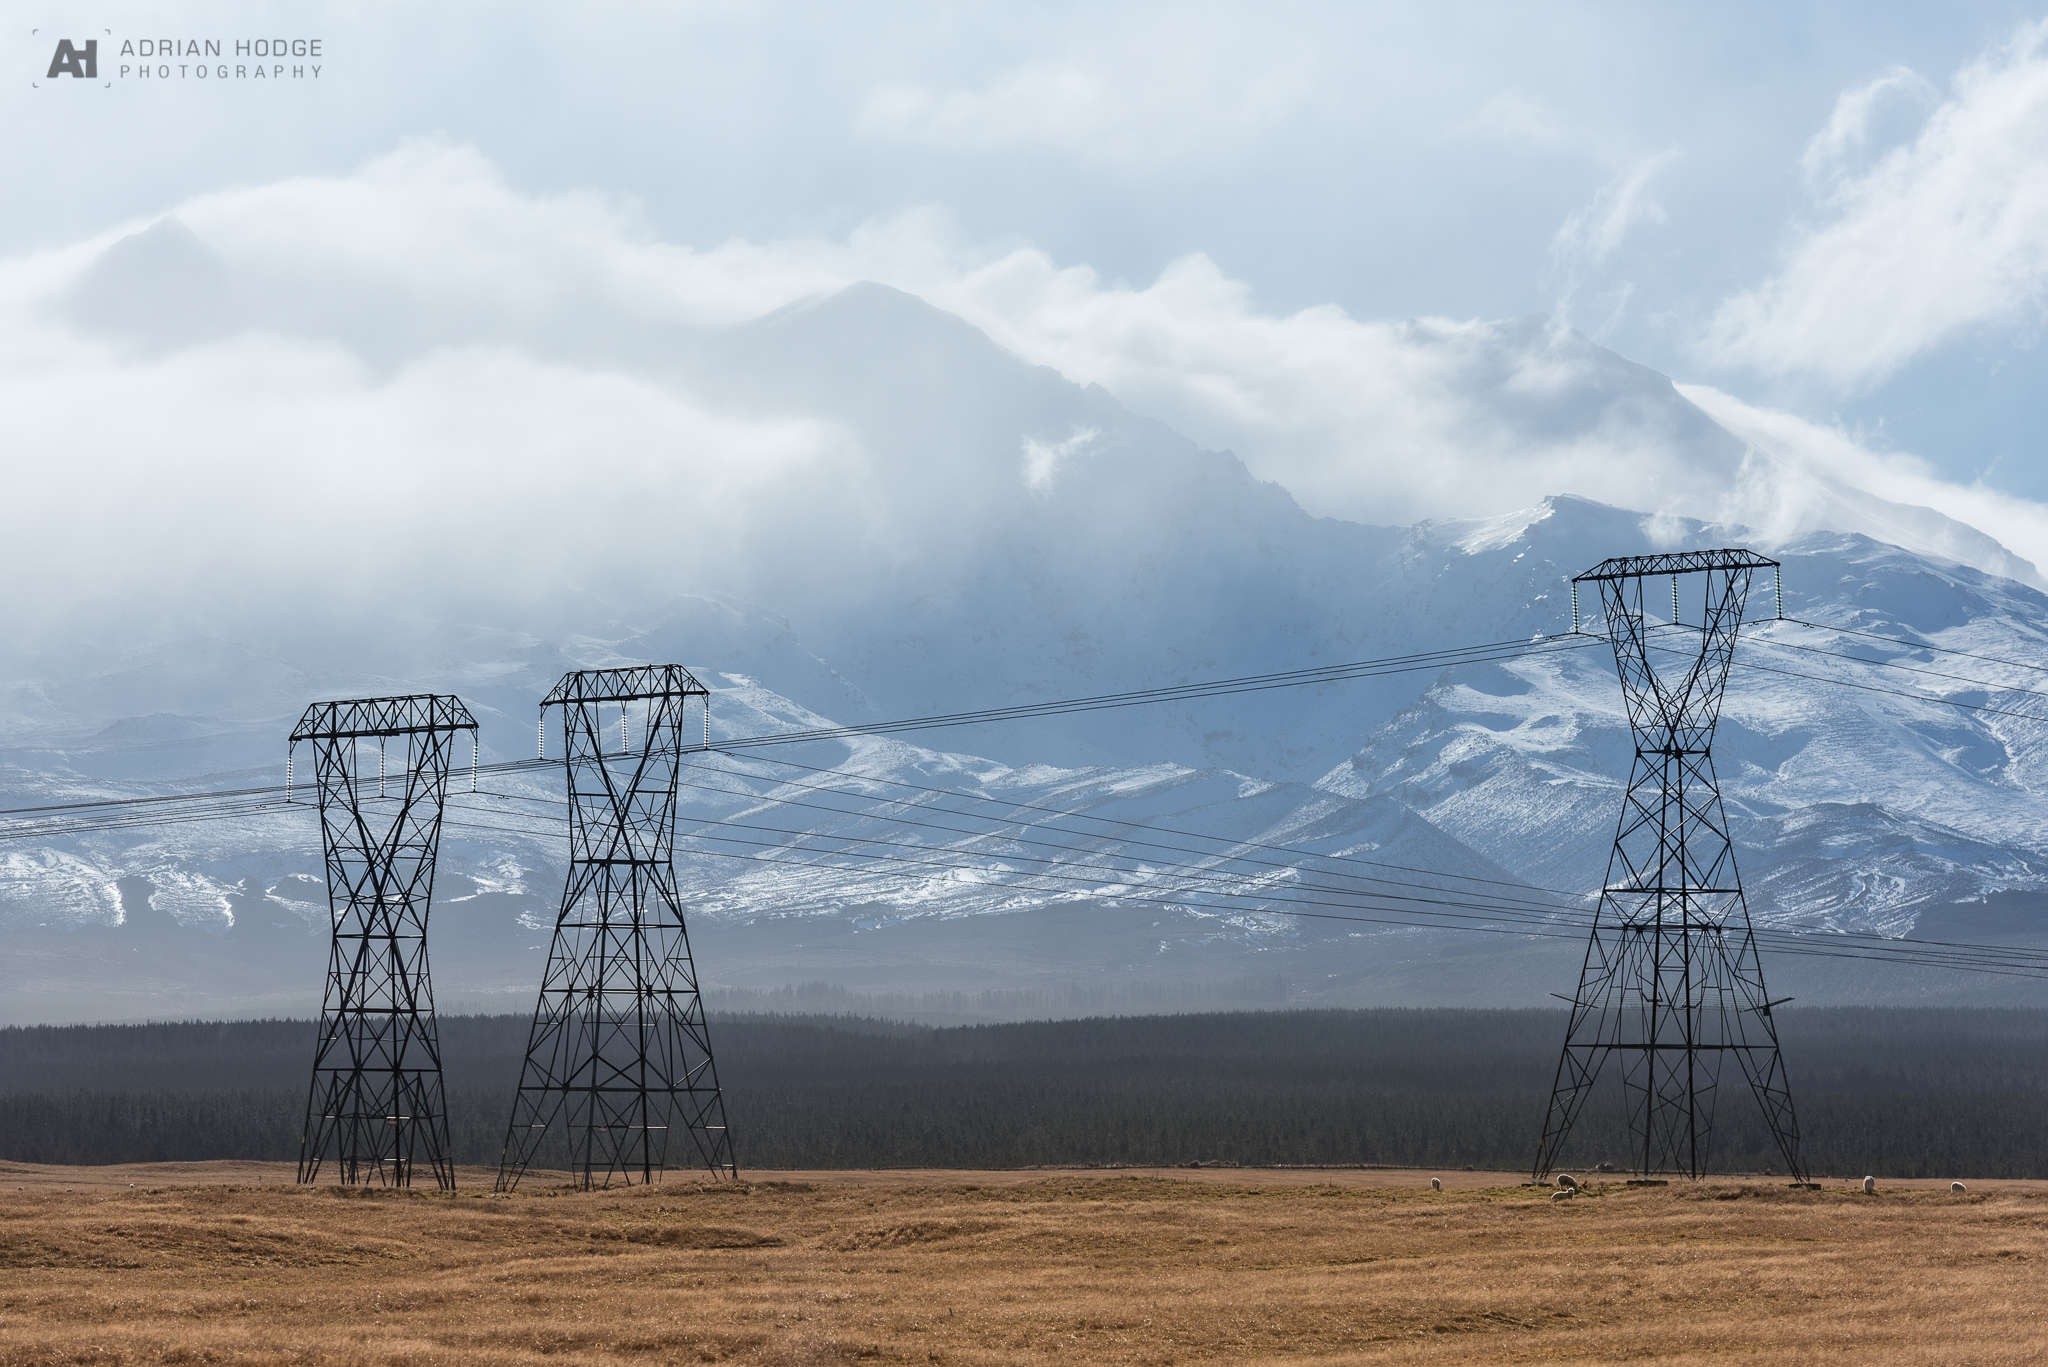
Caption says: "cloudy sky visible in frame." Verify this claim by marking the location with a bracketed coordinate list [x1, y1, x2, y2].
[10, 2, 2048, 598]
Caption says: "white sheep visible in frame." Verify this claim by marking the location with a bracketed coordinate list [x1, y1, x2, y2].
[1556, 1173, 1580, 1190]
[1430, 1177, 1442, 1191]
[1862, 1176, 1875, 1194]
[1952, 1181, 1967, 1194]
[1551, 1188, 1574, 1202]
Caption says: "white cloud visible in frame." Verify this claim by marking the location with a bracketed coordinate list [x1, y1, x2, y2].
[1544, 149, 1679, 332]
[1552, 149, 1680, 268]
[1679, 385, 2047, 584]
[1704, 20, 2048, 389]
[8, 138, 2048, 642]
[1021, 426, 1098, 500]
[1800, 65, 1938, 184]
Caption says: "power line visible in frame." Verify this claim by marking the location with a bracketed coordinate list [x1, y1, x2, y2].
[1741, 628, 2048, 703]
[451, 772, 2048, 979]
[713, 636, 1602, 750]
[1729, 655, 2048, 726]
[9, 613, 2048, 983]
[487, 774, 1586, 920]
[0, 633, 1593, 833]
[1778, 616, 2048, 680]
[436, 806, 2048, 982]
[690, 750, 1581, 899]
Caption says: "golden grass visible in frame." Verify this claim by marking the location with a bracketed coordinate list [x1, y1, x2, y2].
[0, 1161, 2045, 1364]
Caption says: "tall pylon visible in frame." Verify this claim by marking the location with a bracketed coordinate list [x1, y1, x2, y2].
[497, 665, 736, 1191]
[1533, 550, 1808, 1183]
[293, 694, 476, 1192]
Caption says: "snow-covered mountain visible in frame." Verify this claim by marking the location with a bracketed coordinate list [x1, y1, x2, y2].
[7, 269, 2048, 1023]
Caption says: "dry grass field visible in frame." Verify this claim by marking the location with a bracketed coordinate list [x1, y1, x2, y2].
[2, 1161, 2045, 1365]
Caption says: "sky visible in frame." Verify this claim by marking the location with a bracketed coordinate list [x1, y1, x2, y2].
[9, 1, 2048, 603]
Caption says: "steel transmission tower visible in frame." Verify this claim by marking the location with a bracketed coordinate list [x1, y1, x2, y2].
[293, 694, 477, 1192]
[497, 665, 736, 1191]
[1533, 550, 1808, 1183]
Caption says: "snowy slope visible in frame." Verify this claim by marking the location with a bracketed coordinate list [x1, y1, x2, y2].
[1316, 502, 2048, 933]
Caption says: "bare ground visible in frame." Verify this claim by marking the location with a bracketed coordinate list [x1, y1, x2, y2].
[0, 1160, 2043, 1364]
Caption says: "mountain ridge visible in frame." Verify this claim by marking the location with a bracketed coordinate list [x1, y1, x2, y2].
[5, 273, 2048, 1021]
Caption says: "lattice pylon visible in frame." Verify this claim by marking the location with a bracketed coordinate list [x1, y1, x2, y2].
[497, 665, 736, 1191]
[293, 694, 476, 1192]
[1533, 552, 1807, 1183]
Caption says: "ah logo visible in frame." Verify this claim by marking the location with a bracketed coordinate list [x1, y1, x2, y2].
[47, 38, 98, 78]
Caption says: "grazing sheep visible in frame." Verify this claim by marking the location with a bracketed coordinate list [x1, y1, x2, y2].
[1550, 1188, 1574, 1202]
[1430, 1177, 1442, 1191]
[1952, 1181, 1968, 1194]
[1863, 1176, 1876, 1194]
[1556, 1173, 1580, 1190]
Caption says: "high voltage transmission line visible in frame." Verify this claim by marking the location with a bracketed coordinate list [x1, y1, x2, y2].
[0, 633, 1605, 839]
[5, 616, 2048, 841]
[433, 801, 2048, 982]
[6, 618, 2048, 982]
[442, 741, 2048, 984]
[657, 751, 2048, 977]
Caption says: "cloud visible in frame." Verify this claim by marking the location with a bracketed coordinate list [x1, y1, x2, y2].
[1552, 150, 1680, 268]
[1703, 20, 2048, 390]
[1544, 149, 1679, 332]
[929, 252, 1747, 529]
[8, 137, 2048, 647]
[0, 146, 874, 630]
[1799, 65, 1939, 184]
[1021, 426, 1099, 501]
[1678, 385, 2047, 585]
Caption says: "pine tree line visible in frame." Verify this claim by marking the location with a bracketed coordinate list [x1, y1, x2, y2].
[1, 1008, 2044, 1177]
